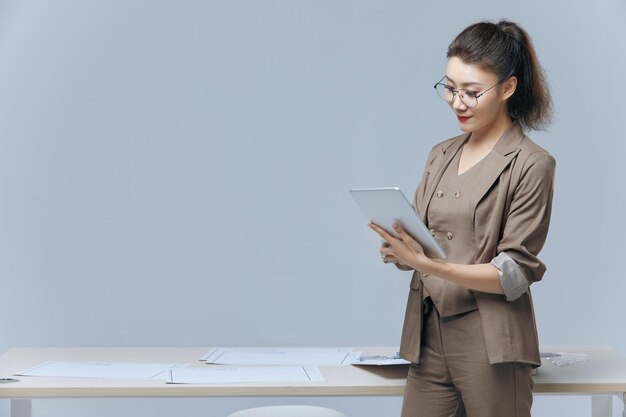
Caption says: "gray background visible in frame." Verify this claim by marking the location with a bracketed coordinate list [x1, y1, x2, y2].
[0, 0, 624, 416]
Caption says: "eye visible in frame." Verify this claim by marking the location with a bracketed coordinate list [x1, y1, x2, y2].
[444, 85, 456, 93]
[464, 91, 479, 99]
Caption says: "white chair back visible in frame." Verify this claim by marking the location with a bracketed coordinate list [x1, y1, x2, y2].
[227, 405, 347, 417]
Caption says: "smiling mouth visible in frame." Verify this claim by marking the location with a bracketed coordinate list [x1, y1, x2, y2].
[457, 115, 473, 122]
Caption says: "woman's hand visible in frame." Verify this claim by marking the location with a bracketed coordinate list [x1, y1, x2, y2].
[379, 240, 413, 270]
[370, 223, 431, 271]
[379, 240, 399, 264]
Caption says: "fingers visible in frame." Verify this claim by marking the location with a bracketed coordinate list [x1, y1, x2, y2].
[369, 223, 396, 243]
[392, 223, 422, 249]
[371, 222, 410, 243]
[381, 254, 398, 263]
[380, 246, 399, 264]
[370, 223, 401, 264]
[392, 223, 411, 241]
[392, 223, 426, 258]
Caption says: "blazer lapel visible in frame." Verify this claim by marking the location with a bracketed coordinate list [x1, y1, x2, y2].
[467, 122, 525, 212]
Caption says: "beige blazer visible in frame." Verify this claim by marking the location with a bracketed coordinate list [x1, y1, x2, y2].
[399, 122, 556, 367]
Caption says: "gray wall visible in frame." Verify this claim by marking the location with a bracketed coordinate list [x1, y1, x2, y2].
[0, 1, 624, 416]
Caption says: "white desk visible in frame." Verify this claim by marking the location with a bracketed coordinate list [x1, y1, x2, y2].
[0, 346, 624, 417]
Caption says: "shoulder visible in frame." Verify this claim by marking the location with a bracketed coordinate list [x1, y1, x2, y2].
[516, 135, 556, 177]
[432, 132, 466, 154]
[425, 132, 467, 165]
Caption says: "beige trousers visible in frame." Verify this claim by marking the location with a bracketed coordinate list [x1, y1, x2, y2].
[401, 297, 534, 417]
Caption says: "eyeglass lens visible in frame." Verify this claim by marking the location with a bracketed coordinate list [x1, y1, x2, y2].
[434, 84, 478, 108]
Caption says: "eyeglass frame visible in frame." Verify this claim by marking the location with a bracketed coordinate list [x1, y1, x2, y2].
[433, 75, 506, 108]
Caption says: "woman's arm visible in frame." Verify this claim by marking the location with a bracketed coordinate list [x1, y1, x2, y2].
[372, 223, 504, 295]
[416, 257, 503, 294]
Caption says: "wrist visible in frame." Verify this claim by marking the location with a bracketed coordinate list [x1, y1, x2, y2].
[409, 255, 431, 274]
[419, 257, 447, 276]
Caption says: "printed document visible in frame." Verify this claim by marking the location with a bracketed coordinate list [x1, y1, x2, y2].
[167, 365, 324, 384]
[15, 361, 181, 380]
[201, 347, 360, 366]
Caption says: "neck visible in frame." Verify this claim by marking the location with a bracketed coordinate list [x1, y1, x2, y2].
[467, 112, 513, 150]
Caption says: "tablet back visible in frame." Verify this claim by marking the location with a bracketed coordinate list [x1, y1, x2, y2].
[349, 187, 446, 259]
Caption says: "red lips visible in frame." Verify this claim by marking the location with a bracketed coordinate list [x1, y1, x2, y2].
[457, 115, 473, 123]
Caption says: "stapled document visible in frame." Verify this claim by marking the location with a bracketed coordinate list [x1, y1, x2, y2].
[351, 352, 410, 366]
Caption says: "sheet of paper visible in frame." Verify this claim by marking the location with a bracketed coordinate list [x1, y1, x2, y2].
[545, 352, 589, 367]
[15, 361, 184, 380]
[167, 365, 324, 384]
[201, 347, 360, 366]
[351, 353, 410, 366]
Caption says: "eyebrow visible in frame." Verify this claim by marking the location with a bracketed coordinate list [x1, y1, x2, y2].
[445, 76, 484, 88]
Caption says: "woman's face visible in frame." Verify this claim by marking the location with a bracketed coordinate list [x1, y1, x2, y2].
[444, 57, 513, 133]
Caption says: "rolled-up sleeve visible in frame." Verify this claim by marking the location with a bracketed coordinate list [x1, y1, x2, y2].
[496, 151, 556, 286]
[491, 252, 529, 301]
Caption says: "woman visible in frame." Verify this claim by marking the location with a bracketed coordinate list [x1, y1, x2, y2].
[369, 20, 555, 417]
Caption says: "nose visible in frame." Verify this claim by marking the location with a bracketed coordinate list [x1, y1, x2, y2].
[451, 94, 468, 112]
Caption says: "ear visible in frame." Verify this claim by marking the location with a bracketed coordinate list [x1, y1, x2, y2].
[501, 76, 517, 101]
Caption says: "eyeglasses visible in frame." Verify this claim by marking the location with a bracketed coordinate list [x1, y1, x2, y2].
[433, 76, 503, 108]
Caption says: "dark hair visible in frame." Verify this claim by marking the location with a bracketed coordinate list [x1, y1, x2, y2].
[447, 20, 552, 130]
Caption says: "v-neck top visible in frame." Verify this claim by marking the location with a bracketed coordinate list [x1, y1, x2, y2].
[421, 145, 494, 317]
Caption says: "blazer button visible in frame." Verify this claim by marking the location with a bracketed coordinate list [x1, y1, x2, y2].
[454, 191, 461, 199]
[436, 190, 444, 198]
[447, 232, 453, 240]
[430, 228, 437, 236]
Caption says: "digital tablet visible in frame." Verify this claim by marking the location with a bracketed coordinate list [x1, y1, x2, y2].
[349, 187, 446, 259]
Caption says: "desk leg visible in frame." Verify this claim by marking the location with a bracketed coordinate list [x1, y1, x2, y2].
[10, 399, 32, 417]
[591, 395, 612, 417]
